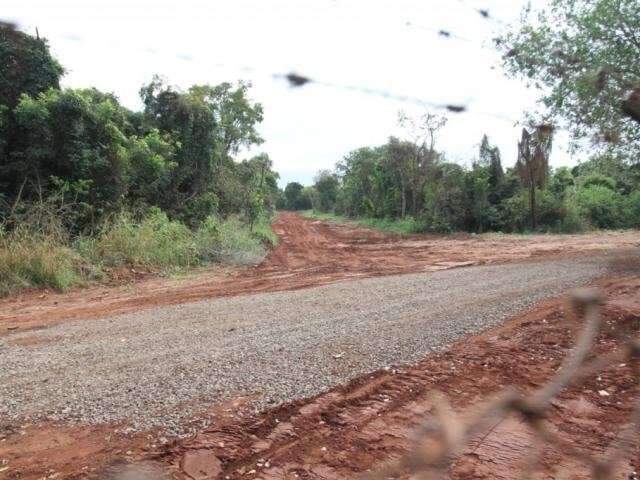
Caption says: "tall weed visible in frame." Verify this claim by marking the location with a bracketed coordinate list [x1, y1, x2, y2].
[1, 208, 275, 296]
[78, 209, 200, 269]
[209, 216, 266, 265]
[0, 226, 84, 295]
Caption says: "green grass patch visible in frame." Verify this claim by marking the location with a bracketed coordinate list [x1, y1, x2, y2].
[251, 215, 279, 248]
[77, 209, 201, 269]
[301, 211, 425, 235]
[0, 210, 277, 296]
[0, 227, 85, 295]
[209, 216, 267, 265]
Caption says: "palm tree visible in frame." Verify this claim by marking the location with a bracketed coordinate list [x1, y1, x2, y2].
[516, 125, 553, 230]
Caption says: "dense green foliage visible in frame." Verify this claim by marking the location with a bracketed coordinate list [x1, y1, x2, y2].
[0, 27, 63, 110]
[0, 26, 279, 294]
[0, 212, 272, 296]
[294, 0, 640, 234]
[300, 122, 640, 233]
[282, 181, 313, 210]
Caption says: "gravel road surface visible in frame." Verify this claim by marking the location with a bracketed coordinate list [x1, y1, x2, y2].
[0, 256, 610, 434]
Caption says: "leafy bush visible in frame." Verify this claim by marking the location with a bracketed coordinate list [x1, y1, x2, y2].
[576, 185, 623, 229]
[251, 216, 279, 247]
[579, 173, 617, 191]
[78, 209, 201, 269]
[211, 216, 266, 265]
[556, 195, 589, 233]
[359, 216, 426, 235]
[0, 208, 276, 296]
[622, 190, 640, 228]
[500, 192, 530, 232]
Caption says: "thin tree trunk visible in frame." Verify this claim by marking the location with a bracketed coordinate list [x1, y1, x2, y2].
[412, 184, 418, 217]
[530, 183, 537, 230]
[9, 177, 28, 217]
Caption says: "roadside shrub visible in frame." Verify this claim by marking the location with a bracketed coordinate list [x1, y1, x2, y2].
[359, 216, 426, 234]
[251, 216, 279, 247]
[211, 216, 266, 265]
[556, 196, 590, 233]
[193, 215, 221, 261]
[500, 191, 529, 232]
[579, 173, 617, 191]
[0, 227, 84, 295]
[1, 204, 276, 295]
[78, 209, 200, 269]
[576, 185, 623, 229]
[622, 190, 640, 228]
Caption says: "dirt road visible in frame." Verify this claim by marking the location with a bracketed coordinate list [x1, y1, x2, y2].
[2, 268, 639, 480]
[0, 212, 637, 333]
[0, 214, 638, 479]
[1, 257, 607, 430]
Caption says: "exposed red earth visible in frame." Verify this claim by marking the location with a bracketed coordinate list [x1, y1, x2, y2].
[3, 276, 638, 479]
[0, 212, 637, 334]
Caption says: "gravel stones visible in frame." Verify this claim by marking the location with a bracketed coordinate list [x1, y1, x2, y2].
[0, 256, 609, 434]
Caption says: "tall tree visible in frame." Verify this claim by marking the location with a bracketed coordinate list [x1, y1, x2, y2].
[0, 24, 64, 193]
[236, 153, 277, 230]
[284, 182, 311, 210]
[139, 76, 264, 221]
[499, 0, 640, 156]
[385, 137, 414, 218]
[478, 134, 504, 204]
[0, 25, 63, 110]
[6, 88, 176, 229]
[313, 170, 340, 212]
[336, 146, 387, 217]
[515, 125, 554, 229]
[397, 110, 447, 216]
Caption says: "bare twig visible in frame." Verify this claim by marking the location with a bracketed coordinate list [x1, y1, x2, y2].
[367, 287, 639, 479]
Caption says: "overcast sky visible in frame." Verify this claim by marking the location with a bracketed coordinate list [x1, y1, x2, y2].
[5, 0, 577, 186]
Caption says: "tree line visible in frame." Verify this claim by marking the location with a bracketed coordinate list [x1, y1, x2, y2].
[0, 25, 280, 294]
[0, 25, 280, 233]
[281, 0, 640, 234]
[283, 110, 639, 233]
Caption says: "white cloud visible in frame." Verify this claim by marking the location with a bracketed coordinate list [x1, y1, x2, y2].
[4, 0, 576, 186]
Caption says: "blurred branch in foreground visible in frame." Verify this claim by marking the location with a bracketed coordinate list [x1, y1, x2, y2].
[367, 288, 640, 479]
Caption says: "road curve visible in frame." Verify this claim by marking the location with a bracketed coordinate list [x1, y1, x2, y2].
[0, 254, 610, 434]
[1, 212, 636, 333]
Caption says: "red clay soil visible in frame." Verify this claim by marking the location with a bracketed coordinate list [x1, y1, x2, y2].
[0, 212, 638, 335]
[3, 276, 638, 480]
[0, 399, 251, 480]
[159, 275, 640, 480]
